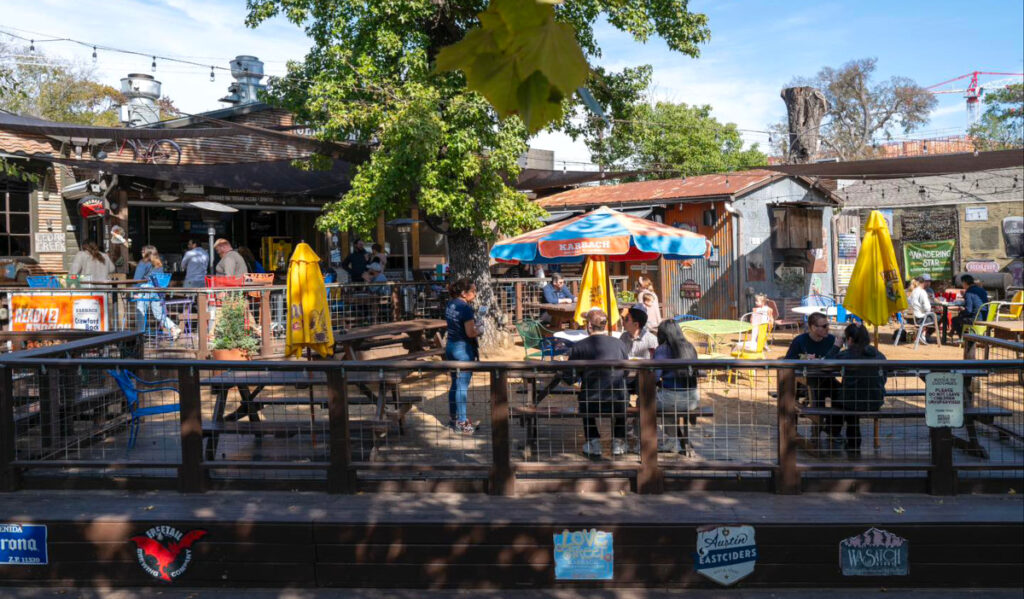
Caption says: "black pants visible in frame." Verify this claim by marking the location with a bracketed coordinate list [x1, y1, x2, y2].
[951, 313, 975, 337]
[580, 395, 627, 441]
[828, 394, 882, 450]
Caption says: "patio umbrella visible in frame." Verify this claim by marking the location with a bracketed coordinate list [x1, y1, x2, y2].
[843, 210, 907, 343]
[574, 256, 619, 327]
[286, 242, 334, 447]
[490, 206, 709, 327]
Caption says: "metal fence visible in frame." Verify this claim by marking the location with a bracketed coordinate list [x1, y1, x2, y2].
[1, 331, 1020, 495]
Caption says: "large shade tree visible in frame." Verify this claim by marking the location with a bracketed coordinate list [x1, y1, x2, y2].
[969, 83, 1024, 151]
[245, 0, 711, 338]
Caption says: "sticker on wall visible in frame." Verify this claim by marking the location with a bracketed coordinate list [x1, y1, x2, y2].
[553, 529, 613, 580]
[965, 260, 1000, 274]
[838, 233, 859, 258]
[839, 528, 908, 576]
[965, 206, 988, 222]
[0, 524, 48, 565]
[693, 525, 757, 586]
[680, 279, 702, 300]
[130, 526, 207, 582]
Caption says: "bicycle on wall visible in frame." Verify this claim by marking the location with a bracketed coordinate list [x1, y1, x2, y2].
[92, 138, 182, 165]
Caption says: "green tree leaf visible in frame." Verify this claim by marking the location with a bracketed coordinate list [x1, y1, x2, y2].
[513, 18, 589, 94]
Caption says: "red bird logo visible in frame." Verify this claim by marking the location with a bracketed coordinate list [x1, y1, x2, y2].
[130, 529, 207, 581]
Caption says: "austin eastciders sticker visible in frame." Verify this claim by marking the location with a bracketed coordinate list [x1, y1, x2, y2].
[130, 525, 207, 582]
[693, 525, 758, 586]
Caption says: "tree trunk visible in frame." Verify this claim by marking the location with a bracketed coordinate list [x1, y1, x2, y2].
[447, 228, 508, 351]
[781, 87, 829, 163]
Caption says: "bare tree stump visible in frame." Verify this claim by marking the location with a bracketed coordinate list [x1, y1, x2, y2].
[781, 87, 828, 163]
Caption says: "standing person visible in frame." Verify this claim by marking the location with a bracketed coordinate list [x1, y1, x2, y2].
[180, 239, 209, 288]
[620, 304, 658, 359]
[952, 274, 989, 336]
[908, 274, 935, 342]
[653, 320, 701, 453]
[133, 245, 181, 340]
[828, 323, 887, 457]
[567, 309, 630, 458]
[444, 278, 480, 434]
[634, 276, 662, 330]
[108, 225, 132, 274]
[213, 239, 249, 277]
[69, 241, 115, 284]
[236, 246, 265, 274]
[342, 239, 369, 282]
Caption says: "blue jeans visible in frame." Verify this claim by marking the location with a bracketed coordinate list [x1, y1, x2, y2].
[445, 340, 477, 422]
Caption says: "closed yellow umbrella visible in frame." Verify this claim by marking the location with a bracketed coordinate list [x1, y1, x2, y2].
[286, 243, 334, 358]
[844, 210, 908, 329]
[573, 256, 620, 327]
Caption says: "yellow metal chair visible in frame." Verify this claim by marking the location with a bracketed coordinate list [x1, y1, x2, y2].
[726, 323, 769, 387]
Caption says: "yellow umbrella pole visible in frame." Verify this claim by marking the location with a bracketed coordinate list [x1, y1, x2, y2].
[605, 259, 613, 333]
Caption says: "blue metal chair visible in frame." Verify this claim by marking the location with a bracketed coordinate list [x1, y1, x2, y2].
[26, 275, 62, 289]
[673, 314, 704, 322]
[800, 294, 836, 322]
[106, 370, 180, 450]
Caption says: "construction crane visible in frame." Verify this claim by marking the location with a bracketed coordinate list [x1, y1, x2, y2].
[927, 71, 1024, 126]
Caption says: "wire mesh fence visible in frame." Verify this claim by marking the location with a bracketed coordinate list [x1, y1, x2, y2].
[961, 336, 1024, 477]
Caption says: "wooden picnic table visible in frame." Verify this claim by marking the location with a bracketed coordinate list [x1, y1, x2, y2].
[200, 369, 410, 460]
[525, 302, 577, 330]
[334, 318, 446, 361]
[980, 320, 1023, 342]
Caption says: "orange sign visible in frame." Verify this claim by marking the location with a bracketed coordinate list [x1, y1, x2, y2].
[9, 293, 108, 332]
[538, 236, 630, 258]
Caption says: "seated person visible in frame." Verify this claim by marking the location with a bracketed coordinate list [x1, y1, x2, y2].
[784, 312, 842, 434]
[951, 274, 989, 336]
[540, 273, 575, 324]
[620, 304, 658, 359]
[740, 293, 775, 351]
[363, 261, 390, 295]
[907, 274, 936, 342]
[653, 320, 701, 454]
[827, 323, 887, 457]
[566, 309, 630, 459]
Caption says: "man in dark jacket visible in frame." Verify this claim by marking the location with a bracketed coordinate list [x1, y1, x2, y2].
[566, 309, 629, 459]
[341, 239, 369, 281]
[952, 274, 989, 337]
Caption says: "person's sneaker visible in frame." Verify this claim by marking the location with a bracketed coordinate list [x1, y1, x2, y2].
[454, 420, 475, 435]
[170, 326, 182, 341]
[658, 438, 683, 453]
[582, 438, 602, 458]
[611, 438, 627, 457]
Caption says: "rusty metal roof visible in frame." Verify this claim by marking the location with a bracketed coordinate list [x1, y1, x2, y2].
[537, 169, 782, 209]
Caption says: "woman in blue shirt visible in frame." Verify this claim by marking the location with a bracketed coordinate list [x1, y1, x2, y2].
[133, 245, 181, 340]
[653, 320, 701, 453]
[444, 277, 479, 434]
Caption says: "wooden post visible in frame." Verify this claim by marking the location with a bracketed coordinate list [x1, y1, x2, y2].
[410, 206, 421, 272]
[197, 292, 210, 359]
[489, 370, 515, 496]
[177, 366, 204, 493]
[929, 426, 956, 496]
[514, 282, 523, 322]
[0, 366, 17, 491]
[327, 368, 355, 493]
[775, 369, 801, 494]
[636, 369, 663, 494]
[259, 290, 272, 358]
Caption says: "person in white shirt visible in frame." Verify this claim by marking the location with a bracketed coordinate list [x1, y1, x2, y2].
[908, 274, 936, 342]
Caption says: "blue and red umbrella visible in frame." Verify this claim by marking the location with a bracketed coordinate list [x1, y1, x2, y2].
[490, 206, 709, 264]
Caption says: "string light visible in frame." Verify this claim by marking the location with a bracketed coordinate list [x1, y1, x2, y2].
[209, 66, 215, 82]
[151, 56, 156, 72]
[28, 39, 34, 52]
[91, 46, 97, 63]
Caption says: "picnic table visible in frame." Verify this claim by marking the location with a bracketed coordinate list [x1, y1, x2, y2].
[334, 318, 446, 361]
[200, 369, 413, 460]
[679, 319, 752, 354]
[525, 302, 577, 330]
[980, 320, 1023, 342]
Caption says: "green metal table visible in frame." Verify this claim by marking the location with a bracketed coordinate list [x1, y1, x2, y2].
[679, 319, 752, 354]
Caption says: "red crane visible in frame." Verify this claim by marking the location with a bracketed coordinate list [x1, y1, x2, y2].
[927, 71, 1024, 126]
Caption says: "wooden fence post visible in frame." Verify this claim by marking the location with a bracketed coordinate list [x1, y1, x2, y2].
[260, 290, 273, 358]
[929, 426, 956, 496]
[637, 369, 664, 494]
[489, 370, 515, 496]
[197, 292, 210, 359]
[0, 366, 17, 491]
[775, 369, 801, 494]
[327, 368, 355, 493]
[514, 282, 523, 322]
[177, 366, 204, 493]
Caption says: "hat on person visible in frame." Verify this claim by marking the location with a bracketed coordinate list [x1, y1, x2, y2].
[920, 273, 932, 281]
[627, 303, 648, 328]
[367, 262, 383, 272]
[213, 238, 230, 250]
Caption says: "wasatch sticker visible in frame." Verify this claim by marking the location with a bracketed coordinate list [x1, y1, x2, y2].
[840, 528, 909, 576]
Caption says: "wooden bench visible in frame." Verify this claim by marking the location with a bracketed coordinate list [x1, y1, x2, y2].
[242, 394, 425, 434]
[202, 418, 391, 461]
[798, 405, 1014, 459]
[510, 402, 714, 458]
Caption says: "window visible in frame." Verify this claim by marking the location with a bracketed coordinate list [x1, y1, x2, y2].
[0, 178, 32, 256]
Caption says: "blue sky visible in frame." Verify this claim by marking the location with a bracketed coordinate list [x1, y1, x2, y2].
[2, 0, 1022, 163]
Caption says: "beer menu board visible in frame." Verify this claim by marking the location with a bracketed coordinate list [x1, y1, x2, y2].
[8, 293, 108, 332]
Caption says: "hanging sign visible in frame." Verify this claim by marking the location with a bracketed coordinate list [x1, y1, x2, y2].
[926, 372, 964, 428]
[0, 524, 48, 565]
[693, 525, 758, 586]
[965, 260, 1000, 273]
[77, 195, 107, 220]
[680, 279, 702, 300]
[553, 529, 614, 580]
[964, 206, 988, 222]
[840, 528, 908, 576]
[8, 293, 108, 332]
[838, 233, 859, 258]
[902, 239, 955, 280]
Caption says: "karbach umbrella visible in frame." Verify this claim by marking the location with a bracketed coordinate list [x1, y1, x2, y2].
[843, 210, 908, 344]
[491, 206, 709, 327]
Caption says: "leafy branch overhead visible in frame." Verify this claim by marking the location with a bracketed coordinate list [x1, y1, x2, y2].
[435, 0, 589, 133]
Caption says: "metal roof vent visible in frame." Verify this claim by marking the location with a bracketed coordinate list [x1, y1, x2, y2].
[219, 55, 265, 105]
[119, 73, 162, 126]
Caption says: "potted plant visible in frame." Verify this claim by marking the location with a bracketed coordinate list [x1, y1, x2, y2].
[211, 292, 259, 360]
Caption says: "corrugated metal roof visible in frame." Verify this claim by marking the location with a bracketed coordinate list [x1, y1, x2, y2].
[840, 167, 1023, 208]
[536, 169, 781, 209]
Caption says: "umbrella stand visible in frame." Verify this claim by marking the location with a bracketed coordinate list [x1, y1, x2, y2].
[604, 258, 613, 334]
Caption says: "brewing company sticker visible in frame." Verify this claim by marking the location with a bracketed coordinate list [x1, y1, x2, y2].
[839, 528, 909, 576]
[0, 524, 48, 565]
[129, 525, 207, 582]
[693, 525, 757, 586]
[553, 529, 613, 580]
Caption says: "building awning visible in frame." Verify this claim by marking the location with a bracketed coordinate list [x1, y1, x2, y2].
[0, 110, 236, 140]
[763, 149, 1023, 180]
[517, 168, 641, 190]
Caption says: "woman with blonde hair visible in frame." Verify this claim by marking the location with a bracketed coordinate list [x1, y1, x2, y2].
[133, 245, 180, 340]
[634, 276, 661, 330]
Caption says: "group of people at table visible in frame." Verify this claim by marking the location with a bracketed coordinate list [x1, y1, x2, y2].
[442, 273, 888, 459]
[906, 273, 991, 343]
